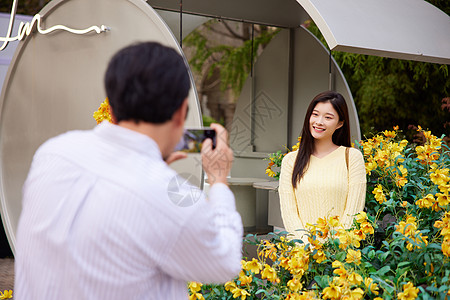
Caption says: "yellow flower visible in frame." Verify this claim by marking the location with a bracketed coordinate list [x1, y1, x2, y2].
[442, 236, 450, 257]
[292, 138, 301, 151]
[313, 249, 327, 263]
[323, 282, 342, 299]
[364, 277, 379, 295]
[0, 290, 12, 299]
[415, 194, 435, 209]
[430, 168, 449, 186]
[395, 175, 408, 188]
[332, 260, 344, 268]
[348, 272, 363, 285]
[265, 167, 277, 178]
[242, 258, 262, 274]
[188, 282, 202, 293]
[285, 293, 302, 300]
[279, 256, 290, 269]
[316, 217, 330, 238]
[225, 281, 238, 292]
[374, 149, 389, 168]
[362, 142, 373, 156]
[288, 253, 309, 276]
[372, 184, 386, 204]
[261, 264, 279, 283]
[333, 266, 348, 278]
[399, 139, 408, 148]
[355, 212, 367, 224]
[360, 222, 374, 235]
[352, 229, 366, 241]
[383, 130, 396, 138]
[346, 249, 361, 265]
[341, 288, 364, 300]
[397, 282, 419, 300]
[337, 230, 351, 249]
[436, 193, 450, 207]
[261, 242, 277, 261]
[329, 216, 341, 227]
[238, 270, 252, 286]
[287, 277, 303, 292]
[308, 237, 323, 249]
[365, 159, 378, 174]
[439, 184, 450, 194]
[93, 98, 112, 124]
[232, 288, 250, 300]
[189, 293, 205, 300]
[396, 215, 418, 237]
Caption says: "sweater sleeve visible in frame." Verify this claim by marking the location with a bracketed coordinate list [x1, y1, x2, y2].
[341, 148, 367, 228]
[278, 151, 306, 241]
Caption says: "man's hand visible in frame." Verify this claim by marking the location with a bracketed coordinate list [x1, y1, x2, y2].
[165, 151, 188, 165]
[201, 123, 233, 186]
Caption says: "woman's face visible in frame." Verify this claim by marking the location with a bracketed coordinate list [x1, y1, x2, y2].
[309, 101, 343, 141]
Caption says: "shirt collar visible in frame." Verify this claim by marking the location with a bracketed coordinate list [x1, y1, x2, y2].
[94, 121, 162, 159]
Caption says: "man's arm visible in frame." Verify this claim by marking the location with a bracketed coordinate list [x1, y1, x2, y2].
[157, 124, 243, 283]
[160, 183, 243, 283]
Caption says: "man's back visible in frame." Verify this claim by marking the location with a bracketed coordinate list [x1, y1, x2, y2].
[15, 123, 243, 299]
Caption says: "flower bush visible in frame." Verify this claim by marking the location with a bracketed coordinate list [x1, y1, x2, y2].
[93, 98, 112, 124]
[0, 290, 12, 299]
[265, 137, 301, 180]
[189, 126, 450, 299]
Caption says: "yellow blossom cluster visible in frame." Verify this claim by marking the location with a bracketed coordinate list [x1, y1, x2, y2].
[335, 212, 373, 250]
[321, 260, 369, 299]
[93, 98, 112, 124]
[415, 126, 442, 165]
[434, 211, 450, 257]
[397, 282, 419, 300]
[224, 280, 250, 300]
[0, 290, 12, 299]
[361, 126, 408, 187]
[265, 152, 284, 178]
[188, 282, 204, 300]
[372, 184, 386, 204]
[266, 137, 301, 178]
[414, 166, 449, 211]
[395, 214, 428, 251]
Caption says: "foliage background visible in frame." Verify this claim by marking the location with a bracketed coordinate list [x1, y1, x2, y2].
[1, 0, 448, 139]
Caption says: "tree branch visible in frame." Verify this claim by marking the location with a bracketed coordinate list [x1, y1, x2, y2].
[221, 21, 246, 40]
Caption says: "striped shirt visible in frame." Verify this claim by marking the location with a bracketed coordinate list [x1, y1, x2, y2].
[15, 122, 243, 299]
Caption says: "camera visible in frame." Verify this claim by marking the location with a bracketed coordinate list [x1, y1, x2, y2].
[174, 128, 216, 153]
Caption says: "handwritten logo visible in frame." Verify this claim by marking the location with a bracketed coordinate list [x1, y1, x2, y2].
[0, 0, 109, 51]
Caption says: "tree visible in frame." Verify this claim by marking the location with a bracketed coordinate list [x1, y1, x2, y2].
[0, 0, 51, 15]
[183, 20, 279, 95]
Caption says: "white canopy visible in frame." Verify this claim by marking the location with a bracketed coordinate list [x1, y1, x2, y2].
[298, 0, 450, 64]
[148, 0, 450, 64]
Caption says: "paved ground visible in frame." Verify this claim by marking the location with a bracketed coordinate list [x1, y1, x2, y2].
[0, 258, 14, 291]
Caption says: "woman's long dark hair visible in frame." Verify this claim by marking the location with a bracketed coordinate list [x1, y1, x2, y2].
[291, 91, 351, 188]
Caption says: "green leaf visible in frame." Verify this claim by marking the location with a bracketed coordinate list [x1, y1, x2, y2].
[376, 266, 391, 276]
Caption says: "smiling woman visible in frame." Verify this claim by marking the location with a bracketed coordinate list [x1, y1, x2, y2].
[278, 91, 366, 243]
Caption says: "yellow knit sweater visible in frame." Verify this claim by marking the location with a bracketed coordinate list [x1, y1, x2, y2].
[278, 146, 366, 242]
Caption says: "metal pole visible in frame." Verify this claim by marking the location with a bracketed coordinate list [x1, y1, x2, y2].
[250, 24, 256, 150]
[179, 0, 183, 47]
